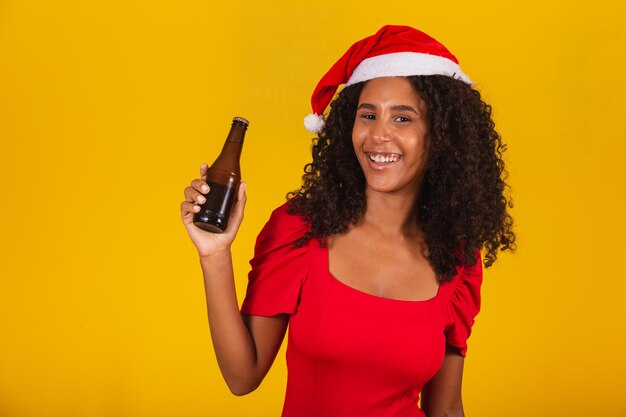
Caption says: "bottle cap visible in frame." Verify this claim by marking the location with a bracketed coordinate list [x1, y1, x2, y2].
[232, 117, 249, 127]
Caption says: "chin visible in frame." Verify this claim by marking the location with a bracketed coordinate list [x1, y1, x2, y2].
[365, 181, 401, 194]
[363, 175, 421, 196]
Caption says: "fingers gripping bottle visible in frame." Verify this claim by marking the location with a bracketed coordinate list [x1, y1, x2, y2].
[193, 117, 249, 233]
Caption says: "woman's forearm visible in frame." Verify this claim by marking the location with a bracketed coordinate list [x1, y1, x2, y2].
[200, 250, 258, 395]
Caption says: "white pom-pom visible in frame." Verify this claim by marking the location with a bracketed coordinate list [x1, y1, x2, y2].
[304, 113, 325, 134]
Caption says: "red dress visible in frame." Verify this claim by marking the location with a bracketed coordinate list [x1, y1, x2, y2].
[241, 203, 482, 417]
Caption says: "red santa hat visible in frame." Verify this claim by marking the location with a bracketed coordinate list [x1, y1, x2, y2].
[304, 25, 472, 134]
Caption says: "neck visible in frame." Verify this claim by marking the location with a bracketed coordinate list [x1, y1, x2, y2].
[360, 187, 422, 237]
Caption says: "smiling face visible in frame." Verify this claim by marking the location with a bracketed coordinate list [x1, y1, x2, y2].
[352, 76, 430, 198]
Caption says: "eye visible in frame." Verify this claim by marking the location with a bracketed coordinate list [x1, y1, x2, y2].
[360, 113, 376, 120]
[394, 115, 411, 123]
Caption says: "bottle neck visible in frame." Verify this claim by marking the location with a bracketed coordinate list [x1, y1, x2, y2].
[214, 141, 242, 170]
[226, 121, 247, 143]
[210, 122, 246, 175]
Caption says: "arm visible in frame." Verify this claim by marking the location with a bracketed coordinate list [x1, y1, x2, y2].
[200, 251, 288, 396]
[421, 346, 466, 417]
[181, 163, 288, 396]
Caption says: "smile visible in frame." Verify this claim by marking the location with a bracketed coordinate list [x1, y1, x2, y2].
[366, 152, 402, 164]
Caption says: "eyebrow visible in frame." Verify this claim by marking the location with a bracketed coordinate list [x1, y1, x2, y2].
[357, 103, 420, 114]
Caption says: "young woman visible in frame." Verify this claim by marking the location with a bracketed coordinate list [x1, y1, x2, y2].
[180, 25, 515, 417]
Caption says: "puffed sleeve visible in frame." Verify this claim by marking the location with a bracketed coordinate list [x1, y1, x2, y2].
[444, 252, 483, 357]
[240, 202, 311, 317]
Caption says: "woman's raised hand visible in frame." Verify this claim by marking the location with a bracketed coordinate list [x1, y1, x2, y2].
[180, 163, 247, 258]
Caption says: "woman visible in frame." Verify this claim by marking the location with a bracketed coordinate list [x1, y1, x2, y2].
[180, 25, 515, 417]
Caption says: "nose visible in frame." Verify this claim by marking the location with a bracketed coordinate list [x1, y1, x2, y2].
[371, 119, 391, 142]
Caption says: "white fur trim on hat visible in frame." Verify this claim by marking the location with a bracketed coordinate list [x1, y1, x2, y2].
[346, 52, 473, 86]
[304, 113, 325, 134]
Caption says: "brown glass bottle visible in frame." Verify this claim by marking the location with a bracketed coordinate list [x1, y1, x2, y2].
[193, 117, 249, 233]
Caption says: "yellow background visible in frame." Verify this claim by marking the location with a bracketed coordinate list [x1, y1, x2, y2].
[1, 0, 625, 416]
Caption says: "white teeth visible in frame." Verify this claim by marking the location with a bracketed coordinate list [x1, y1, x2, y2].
[368, 153, 400, 163]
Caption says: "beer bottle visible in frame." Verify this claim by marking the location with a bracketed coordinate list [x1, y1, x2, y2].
[193, 117, 249, 233]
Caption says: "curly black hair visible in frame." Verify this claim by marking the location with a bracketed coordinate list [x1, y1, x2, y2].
[287, 75, 515, 281]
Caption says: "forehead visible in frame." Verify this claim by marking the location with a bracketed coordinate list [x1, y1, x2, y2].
[358, 77, 425, 109]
